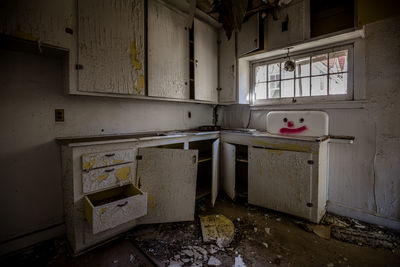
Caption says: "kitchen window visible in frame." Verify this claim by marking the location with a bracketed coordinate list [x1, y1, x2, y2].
[251, 45, 353, 105]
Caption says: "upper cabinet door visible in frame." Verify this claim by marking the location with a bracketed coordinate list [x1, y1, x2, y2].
[77, 0, 145, 95]
[266, 0, 308, 50]
[194, 18, 218, 102]
[136, 148, 198, 224]
[237, 14, 260, 56]
[219, 31, 237, 103]
[148, 0, 189, 99]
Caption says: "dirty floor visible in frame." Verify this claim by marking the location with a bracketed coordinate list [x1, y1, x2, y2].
[1, 195, 399, 267]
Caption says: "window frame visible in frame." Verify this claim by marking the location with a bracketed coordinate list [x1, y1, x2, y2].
[250, 44, 354, 106]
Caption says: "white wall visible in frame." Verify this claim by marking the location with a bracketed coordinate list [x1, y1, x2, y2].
[0, 48, 213, 250]
[222, 16, 400, 229]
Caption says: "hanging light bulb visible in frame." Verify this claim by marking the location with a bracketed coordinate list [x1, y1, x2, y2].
[284, 48, 295, 72]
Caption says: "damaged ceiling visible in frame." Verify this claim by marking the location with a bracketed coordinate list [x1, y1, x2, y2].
[196, 0, 293, 39]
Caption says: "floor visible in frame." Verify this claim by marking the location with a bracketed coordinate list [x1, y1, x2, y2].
[1, 195, 399, 267]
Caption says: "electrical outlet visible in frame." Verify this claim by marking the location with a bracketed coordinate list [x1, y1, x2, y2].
[55, 109, 64, 122]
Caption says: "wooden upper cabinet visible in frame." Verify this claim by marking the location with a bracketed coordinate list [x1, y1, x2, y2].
[266, 0, 309, 50]
[219, 31, 237, 103]
[77, 0, 145, 95]
[148, 0, 189, 99]
[194, 18, 218, 102]
[237, 14, 260, 56]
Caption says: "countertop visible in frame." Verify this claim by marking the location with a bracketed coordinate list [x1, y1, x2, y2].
[56, 129, 354, 146]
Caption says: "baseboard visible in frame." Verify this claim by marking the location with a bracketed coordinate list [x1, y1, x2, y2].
[0, 223, 65, 256]
[327, 201, 400, 230]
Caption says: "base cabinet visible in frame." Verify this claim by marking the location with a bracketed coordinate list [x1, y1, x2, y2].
[60, 134, 219, 254]
[247, 141, 328, 223]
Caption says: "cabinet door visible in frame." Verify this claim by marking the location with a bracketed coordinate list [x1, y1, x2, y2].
[194, 18, 218, 102]
[219, 31, 237, 103]
[248, 147, 312, 219]
[222, 142, 236, 200]
[237, 14, 260, 56]
[136, 148, 198, 224]
[148, 0, 189, 99]
[211, 139, 220, 206]
[77, 0, 145, 95]
[266, 0, 307, 50]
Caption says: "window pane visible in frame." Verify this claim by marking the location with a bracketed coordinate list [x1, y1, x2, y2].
[312, 54, 328, 75]
[255, 65, 267, 83]
[268, 81, 280, 98]
[255, 83, 267, 99]
[295, 57, 310, 77]
[329, 50, 348, 73]
[311, 75, 327, 96]
[281, 62, 294, 79]
[295, 78, 310, 96]
[281, 79, 294, 98]
[329, 73, 347, 95]
[268, 63, 280, 81]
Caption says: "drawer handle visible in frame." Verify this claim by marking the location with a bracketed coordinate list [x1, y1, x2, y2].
[104, 168, 115, 173]
[105, 153, 115, 157]
[117, 201, 128, 207]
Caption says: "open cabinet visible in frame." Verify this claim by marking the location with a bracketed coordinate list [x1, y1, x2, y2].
[222, 142, 248, 201]
[188, 139, 220, 206]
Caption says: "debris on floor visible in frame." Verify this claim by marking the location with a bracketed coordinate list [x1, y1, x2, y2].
[199, 214, 235, 248]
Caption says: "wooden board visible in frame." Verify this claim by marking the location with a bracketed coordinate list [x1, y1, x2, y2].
[219, 30, 236, 103]
[194, 18, 218, 102]
[248, 146, 313, 220]
[222, 142, 236, 200]
[136, 147, 198, 224]
[77, 0, 145, 95]
[211, 139, 220, 207]
[148, 0, 189, 99]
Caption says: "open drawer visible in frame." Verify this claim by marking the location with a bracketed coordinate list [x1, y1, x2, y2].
[82, 163, 134, 194]
[84, 184, 147, 234]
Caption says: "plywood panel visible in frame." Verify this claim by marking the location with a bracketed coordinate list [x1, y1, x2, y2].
[248, 146, 312, 219]
[148, 0, 189, 99]
[77, 0, 145, 95]
[237, 14, 259, 56]
[136, 147, 198, 224]
[219, 31, 237, 103]
[194, 18, 218, 102]
[211, 139, 220, 206]
[222, 142, 236, 200]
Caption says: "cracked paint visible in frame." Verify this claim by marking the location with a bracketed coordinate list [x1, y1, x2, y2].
[97, 174, 109, 182]
[83, 159, 96, 171]
[113, 159, 124, 164]
[136, 75, 144, 94]
[130, 41, 142, 70]
[115, 166, 131, 180]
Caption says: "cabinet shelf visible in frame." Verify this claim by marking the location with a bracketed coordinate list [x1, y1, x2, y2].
[198, 157, 212, 163]
[236, 158, 248, 163]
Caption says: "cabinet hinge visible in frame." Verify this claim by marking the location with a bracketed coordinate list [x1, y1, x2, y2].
[307, 160, 314, 165]
[216, 87, 222, 91]
[306, 202, 313, 207]
[193, 155, 197, 164]
[75, 64, 83, 70]
[136, 155, 143, 160]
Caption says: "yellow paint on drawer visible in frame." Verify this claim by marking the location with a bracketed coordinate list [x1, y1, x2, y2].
[113, 159, 124, 164]
[97, 174, 109, 182]
[130, 41, 142, 70]
[83, 159, 95, 171]
[99, 208, 107, 215]
[115, 166, 131, 180]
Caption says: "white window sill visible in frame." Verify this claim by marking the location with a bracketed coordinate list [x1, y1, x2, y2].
[250, 100, 367, 110]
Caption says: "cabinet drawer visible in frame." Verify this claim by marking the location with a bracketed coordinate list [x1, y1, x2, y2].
[84, 184, 147, 234]
[82, 149, 134, 171]
[82, 163, 134, 194]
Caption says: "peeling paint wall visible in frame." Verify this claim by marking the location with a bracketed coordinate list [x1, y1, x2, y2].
[222, 16, 400, 229]
[0, 48, 212, 249]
